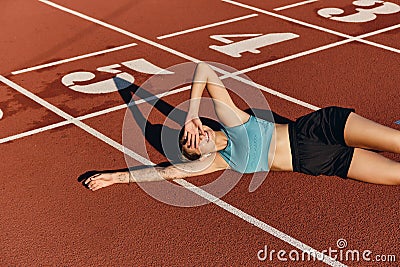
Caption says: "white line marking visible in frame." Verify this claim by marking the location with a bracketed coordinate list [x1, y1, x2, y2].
[1, 73, 343, 266]
[11, 43, 137, 75]
[157, 13, 258, 40]
[357, 23, 400, 39]
[274, 0, 318, 11]
[222, 0, 400, 54]
[0, 121, 71, 144]
[356, 38, 400, 53]
[0, 109, 3, 120]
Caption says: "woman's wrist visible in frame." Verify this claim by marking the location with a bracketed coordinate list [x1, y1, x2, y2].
[188, 98, 201, 116]
[186, 111, 199, 121]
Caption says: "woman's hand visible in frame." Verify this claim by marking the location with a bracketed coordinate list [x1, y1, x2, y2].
[184, 116, 205, 149]
[84, 173, 121, 191]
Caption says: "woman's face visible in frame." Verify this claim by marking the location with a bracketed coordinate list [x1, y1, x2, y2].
[182, 125, 216, 158]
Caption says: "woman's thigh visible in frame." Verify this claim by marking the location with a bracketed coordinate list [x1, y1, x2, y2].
[344, 113, 400, 153]
[347, 148, 400, 185]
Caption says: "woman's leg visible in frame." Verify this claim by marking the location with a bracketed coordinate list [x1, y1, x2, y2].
[347, 148, 400, 185]
[344, 112, 400, 153]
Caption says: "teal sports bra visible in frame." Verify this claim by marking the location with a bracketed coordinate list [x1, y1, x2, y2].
[218, 116, 274, 173]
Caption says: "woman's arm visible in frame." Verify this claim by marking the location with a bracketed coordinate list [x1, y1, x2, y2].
[85, 153, 228, 191]
[184, 62, 250, 148]
[187, 62, 250, 127]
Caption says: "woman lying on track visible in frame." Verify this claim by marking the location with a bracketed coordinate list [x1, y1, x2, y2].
[85, 62, 400, 191]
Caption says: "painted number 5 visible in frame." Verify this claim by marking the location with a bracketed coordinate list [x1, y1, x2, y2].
[318, 0, 400, 23]
[61, 59, 173, 94]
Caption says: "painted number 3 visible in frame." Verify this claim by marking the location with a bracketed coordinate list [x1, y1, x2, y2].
[61, 58, 173, 94]
[318, 0, 400, 23]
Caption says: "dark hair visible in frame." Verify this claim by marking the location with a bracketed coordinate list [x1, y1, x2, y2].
[178, 126, 201, 161]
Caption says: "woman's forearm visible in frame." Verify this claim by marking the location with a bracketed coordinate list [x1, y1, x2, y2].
[188, 63, 228, 118]
[113, 167, 165, 183]
[188, 63, 212, 116]
[188, 82, 206, 117]
[113, 166, 188, 183]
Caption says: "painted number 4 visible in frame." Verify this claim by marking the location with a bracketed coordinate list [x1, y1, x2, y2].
[61, 58, 173, 94]
[318, 0, 400, 23]
[209, 33, 299, 58]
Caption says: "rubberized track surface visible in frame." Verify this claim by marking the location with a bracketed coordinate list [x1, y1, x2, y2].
[1, 0, 399, 266]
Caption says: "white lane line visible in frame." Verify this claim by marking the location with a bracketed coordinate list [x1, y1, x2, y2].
[0, 109, 3, 120]
[274, 0, 318, 11]
[11, 43, 137, 75]
[0, 121, 71, 144]
[33, 2, 344, 265]
[1, 73, 343, 266]
[357, 23, 400, 39]
[157, 13, 258, 40]
[175, 179, 347, 267]
[222, 0, 400, 54]
[357, 38, 400, 54]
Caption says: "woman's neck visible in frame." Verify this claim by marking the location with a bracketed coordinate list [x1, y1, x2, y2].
[215, 131, 228, 151]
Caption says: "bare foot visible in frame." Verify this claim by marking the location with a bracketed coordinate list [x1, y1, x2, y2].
[84, 173, 122, 191]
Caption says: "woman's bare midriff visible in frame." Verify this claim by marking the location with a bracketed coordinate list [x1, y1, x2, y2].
[268, 124, 293, 171]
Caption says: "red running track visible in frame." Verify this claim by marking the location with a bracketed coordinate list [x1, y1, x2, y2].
[1, 0, 399, 266]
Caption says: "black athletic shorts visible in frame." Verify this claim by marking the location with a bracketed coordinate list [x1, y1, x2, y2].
[288, 106, 355, 178]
